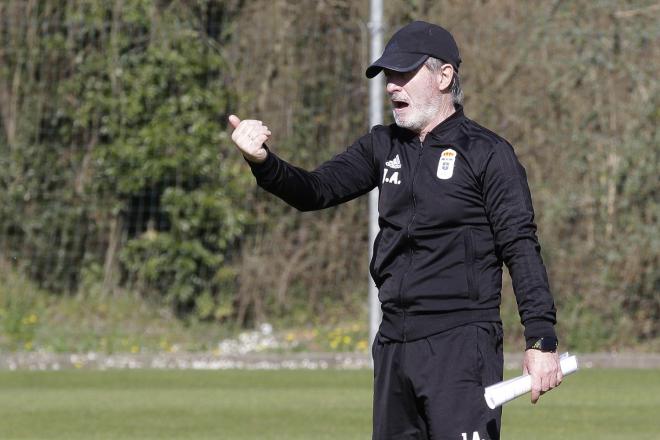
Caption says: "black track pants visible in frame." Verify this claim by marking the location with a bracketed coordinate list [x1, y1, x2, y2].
[372, 323, 503, 440]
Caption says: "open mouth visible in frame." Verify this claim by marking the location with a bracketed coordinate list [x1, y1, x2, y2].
[392, 100, 409, 110]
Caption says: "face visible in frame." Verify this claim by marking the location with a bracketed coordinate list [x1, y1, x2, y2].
[385, 65, 444, 134]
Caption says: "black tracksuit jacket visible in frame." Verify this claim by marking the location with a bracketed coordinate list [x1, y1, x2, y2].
[248, 106, 557, 346]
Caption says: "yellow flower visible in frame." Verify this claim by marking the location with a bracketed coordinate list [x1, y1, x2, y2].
[342, 335, 352, 346]
[130, 345, 140, 353]
[286, 332, 295, 342]
[24, 341, 33, 350]
[356, 340, 369, 352]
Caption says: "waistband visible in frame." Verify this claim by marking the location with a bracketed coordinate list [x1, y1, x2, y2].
[378, 307, 501, 342]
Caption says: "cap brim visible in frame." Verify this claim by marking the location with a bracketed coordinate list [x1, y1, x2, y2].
[365, 53, 429, 78]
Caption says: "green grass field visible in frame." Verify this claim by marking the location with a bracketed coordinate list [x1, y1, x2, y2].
[0, 368, 658, 439]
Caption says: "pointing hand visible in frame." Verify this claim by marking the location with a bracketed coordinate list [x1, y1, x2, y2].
[228, 114, 270, 163]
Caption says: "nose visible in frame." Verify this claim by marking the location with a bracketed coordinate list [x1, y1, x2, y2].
[386, 80, 400, 95]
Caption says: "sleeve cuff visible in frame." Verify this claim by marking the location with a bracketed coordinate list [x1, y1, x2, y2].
[245, 146, 276, 178]
[523, 319, 557, 349]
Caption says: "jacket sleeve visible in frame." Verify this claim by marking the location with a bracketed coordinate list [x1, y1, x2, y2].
[481, 141, 557, 348]
[246, 132, 378, 212]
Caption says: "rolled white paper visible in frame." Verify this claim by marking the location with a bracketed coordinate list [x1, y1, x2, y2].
[484, 352, 579, 409]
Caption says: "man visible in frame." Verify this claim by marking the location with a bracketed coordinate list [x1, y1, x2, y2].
[229, 21, 561, 440]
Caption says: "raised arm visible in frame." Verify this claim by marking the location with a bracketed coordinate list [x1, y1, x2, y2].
[229, 115, 378, 211]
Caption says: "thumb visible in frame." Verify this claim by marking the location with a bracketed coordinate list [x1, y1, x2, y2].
[228, 114, 241, 129]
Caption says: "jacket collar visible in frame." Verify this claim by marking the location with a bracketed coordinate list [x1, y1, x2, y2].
[427, 104, 465, 144]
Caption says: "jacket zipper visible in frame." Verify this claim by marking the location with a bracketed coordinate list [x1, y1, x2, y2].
[397, 138, 424, 341]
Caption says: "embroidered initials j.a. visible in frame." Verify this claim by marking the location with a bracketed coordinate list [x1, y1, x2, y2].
[382, 168, 401, 185]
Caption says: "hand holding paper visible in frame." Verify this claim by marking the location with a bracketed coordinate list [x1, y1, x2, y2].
[484, 353, 579, 409]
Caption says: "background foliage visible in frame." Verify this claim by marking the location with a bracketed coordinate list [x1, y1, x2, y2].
[0, 0, 657, 351]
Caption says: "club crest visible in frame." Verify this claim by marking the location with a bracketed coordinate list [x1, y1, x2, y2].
[437, 149, 457, 180]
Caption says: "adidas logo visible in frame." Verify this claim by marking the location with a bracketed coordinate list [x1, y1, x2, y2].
[385, 154, 401, 169]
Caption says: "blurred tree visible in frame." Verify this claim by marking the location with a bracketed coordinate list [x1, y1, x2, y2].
[0, 0, 657, 350]
[0, 0, 251, 320]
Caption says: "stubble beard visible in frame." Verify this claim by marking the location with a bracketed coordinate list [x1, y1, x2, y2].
[392, 92, 444, 134]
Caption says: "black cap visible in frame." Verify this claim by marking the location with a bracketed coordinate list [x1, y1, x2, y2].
[366, 21, 461, 78]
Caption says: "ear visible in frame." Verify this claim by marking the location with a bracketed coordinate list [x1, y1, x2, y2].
[436, 64, 455, 92]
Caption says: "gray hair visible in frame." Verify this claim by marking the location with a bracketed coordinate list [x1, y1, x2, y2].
[424, 57, 464, 107]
